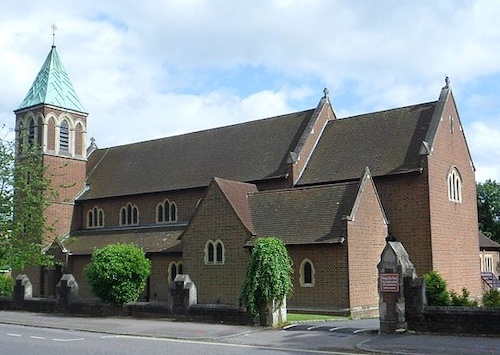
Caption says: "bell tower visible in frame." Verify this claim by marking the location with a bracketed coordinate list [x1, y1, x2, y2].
[14, 39, 88, 246]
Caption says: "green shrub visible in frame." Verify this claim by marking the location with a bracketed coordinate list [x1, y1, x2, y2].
[482, 289, 500, 308]
[0, 274, 14, 297]
[423, 270, 450, 306]
[239, 237, 293, 317]
[449, 287, 477, 307]
[84, 244, 151, 305]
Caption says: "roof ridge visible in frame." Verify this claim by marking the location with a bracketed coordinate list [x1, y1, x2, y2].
[96, 107, 316, 150]
[338, 100, 437, 121]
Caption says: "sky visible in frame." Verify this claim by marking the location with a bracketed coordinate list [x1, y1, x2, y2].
[0, 1, 499, 182]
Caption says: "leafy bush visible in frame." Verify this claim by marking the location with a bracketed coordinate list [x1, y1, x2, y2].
[423, 270, 450, 306]
[449, 287, 477, 307]
[482, 289, 500, 308]
[85, 244, 151, 305]
[239, 237, 293, 317]
[0, 274, 13, 297]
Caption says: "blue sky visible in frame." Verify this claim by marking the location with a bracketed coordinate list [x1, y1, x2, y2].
[0, 0, 499, 182]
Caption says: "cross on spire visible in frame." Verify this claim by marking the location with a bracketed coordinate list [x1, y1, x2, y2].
[51, 23, 57, 47]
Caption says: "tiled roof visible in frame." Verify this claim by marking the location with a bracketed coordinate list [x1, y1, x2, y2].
[63, 227, 183, 255]
[298, 102, 436, 185]
[17, 46, 86, 113]
[214, 178, 258, 234]
[81, 109, 314, 199]
[479, 231, 500, 251]
[247, 181, 360, 245]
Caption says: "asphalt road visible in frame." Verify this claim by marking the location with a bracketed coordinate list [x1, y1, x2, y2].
[2, 311, 500, 354]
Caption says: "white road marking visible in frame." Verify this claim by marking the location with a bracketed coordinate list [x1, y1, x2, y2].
[53, 338, 85, 342]
[328, 326, 347, 332]
[6, 333, 22, 337]
[307, 325, 322, 331]
[282, 324, 297, 330]
[353, 328, 373, 334]
[30, 336, 46, 339]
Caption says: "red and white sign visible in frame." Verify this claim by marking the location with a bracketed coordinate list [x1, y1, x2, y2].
[380, 273, 399, 292]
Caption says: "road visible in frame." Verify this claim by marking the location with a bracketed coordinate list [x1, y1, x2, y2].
[0, 323, 367, 355]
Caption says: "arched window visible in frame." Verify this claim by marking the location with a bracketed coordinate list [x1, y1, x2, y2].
[59, 120, 69, 152]
[87, 206, 105, 228]
[120, 203, 139, 226]
[156, 199, 178, 223]
[205, 240, 225, 265]
[17, 122, 25, 152]
[75, 122, 84, 156]
[299, 259, 315, 287]
[447, 167, 462, 202]
[168, 261, 184, 283]
[28, 119, 36, 145]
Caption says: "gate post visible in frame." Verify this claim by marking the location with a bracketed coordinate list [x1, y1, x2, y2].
[377, 241, 416, 333]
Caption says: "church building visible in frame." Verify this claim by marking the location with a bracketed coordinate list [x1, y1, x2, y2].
[14, 45, 481, 317]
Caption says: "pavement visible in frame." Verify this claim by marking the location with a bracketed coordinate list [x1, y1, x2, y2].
[1, 310, 500, 354]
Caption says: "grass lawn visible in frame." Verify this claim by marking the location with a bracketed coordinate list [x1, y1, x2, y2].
[287, 313, 348, 323]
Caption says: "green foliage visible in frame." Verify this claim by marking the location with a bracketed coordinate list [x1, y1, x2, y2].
[477, 179, 500, 242]
[239, 237, 293, 317]
[482, 288, 500, 308]
[0, 273, 14, 297]
[449, 287, 477, 307]
[85, 243, 151, 305]
[423, 270, 450, 306]
[0, 133, 54, 270]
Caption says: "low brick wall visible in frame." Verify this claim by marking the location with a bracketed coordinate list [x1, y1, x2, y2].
[0, 296, 254, 325]
[407, 306, 500, 335]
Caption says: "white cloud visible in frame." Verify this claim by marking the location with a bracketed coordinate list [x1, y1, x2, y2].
[0, 0, 499, 181]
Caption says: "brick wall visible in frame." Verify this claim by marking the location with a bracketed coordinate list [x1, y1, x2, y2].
[375, 172, 433, 276]
[182, 183, 252, 305]
[43, 154, 86, 245]
[287, 244, 350, 311]
[426, 95, 481, 296]
[347, 174, 387, 311]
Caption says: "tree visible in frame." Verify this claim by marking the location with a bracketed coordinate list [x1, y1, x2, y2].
[423, 270, 450, 306]
[85, 243, 151, 305]
[477, 179, 500, 242]
[0, 133, 54, 270]
[239, 237, 293, 318]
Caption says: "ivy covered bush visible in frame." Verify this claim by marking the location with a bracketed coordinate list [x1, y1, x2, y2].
[239, 237, 293, 317]
[85, 244, 151, 305]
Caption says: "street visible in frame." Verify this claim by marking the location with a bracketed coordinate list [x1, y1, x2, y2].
[0, 323, 363, 355]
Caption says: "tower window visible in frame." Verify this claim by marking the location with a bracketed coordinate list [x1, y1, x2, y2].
[28, 119, 36, 145]
[60, 120, 69, 152]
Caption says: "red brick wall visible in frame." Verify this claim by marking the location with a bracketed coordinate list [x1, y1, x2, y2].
[347, 175, 388, 310]
[181, 183, 252, 305]
[375, 172, 433, 276]
[43, 155, 86, 244]
[287, 244, 350, 310]
[426, 95, 481, 296]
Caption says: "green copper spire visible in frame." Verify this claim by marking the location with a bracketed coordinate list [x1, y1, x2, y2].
[17, 46, 86, 113]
